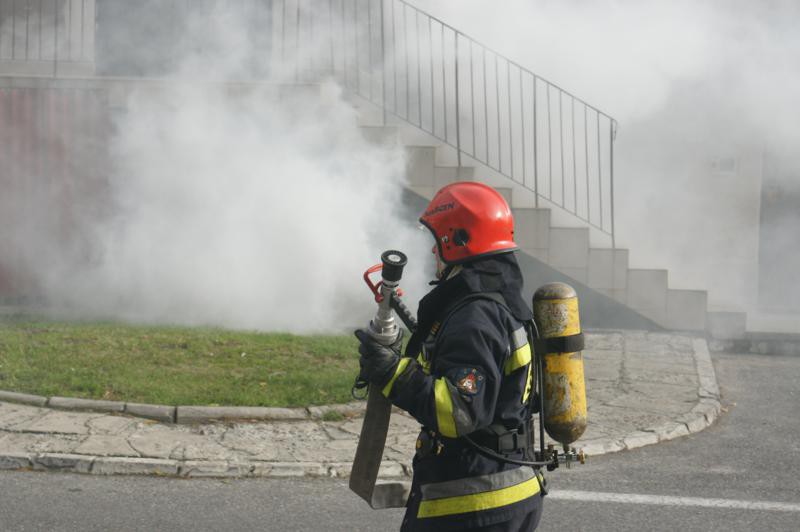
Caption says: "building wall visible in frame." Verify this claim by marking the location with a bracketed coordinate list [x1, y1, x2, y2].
[0, 85, 109, 300]
[616, 108, 766, 314]
[0, 0, 95, 76]
[758, 150, 800, 312]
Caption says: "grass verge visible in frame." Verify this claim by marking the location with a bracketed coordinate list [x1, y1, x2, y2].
[0, 319, 361, 407]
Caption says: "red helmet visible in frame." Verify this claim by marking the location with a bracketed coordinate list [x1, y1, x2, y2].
[420, 182, 517, 265]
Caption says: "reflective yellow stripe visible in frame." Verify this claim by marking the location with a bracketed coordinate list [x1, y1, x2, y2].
[417, 475, 541, 518]
[416, 353, 431, 375]
[382, 357, 412, 397]
[504, 343, 532, 375]
[434, 378, 457, 438]
[523, 363, 533, 403]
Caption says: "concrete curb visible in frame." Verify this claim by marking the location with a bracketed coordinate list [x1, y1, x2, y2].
[176, 406, 309, 424]
[0, 389, 367, 424]
[0, 335, 722, 479]
[0, 391, 48, 407]
[49, 397, 125, 413]
[0, 451, 410, 480]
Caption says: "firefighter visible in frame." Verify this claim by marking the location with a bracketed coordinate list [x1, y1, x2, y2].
[355, 182, 544, 531]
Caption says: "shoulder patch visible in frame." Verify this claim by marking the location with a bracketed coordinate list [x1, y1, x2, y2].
[454, 367, 484, 395]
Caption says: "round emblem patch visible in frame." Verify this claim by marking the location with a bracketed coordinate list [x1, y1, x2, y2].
[454, 367, 484, 395]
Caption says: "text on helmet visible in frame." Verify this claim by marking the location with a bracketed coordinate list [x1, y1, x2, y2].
[424, 202, 455, 217]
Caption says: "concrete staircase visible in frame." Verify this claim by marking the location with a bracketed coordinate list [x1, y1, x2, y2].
[0, 0, 753, 338]
[0, 77, 734, 335]
[359, 119, 724, 334]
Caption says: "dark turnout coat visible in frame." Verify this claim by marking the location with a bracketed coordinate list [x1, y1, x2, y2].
[382, 254, 544, 531]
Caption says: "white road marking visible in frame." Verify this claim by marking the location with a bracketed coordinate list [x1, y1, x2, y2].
[549, 490, 800, 513]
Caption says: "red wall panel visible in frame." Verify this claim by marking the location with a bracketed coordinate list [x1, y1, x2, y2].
[0, 87, 110, 300]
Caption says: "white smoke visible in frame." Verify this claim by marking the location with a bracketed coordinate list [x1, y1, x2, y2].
[12, 0, 799, 328]
[32, 1, 433, 331]
[411, 0, 800, 313]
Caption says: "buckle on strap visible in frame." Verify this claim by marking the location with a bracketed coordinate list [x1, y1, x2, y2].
[472, 424, 528, 454]
[497, 430, 521, 454]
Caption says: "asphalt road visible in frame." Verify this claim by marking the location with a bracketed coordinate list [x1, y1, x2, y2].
[1, 351, 799, 531]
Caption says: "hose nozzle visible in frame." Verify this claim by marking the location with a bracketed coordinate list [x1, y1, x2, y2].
[380, 250, 408, 283]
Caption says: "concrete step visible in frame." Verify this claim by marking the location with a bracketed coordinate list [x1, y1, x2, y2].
[512, 208, 551, 263]
[665, 289, 707, 331]
[398, 137, 727, 334]
[706, 311, 747, 340]
[547, 227, 590, 284]
[745, 312, 800, 335]
[587, 248, 629, 303]
[407, 161, 500, 203]
[627, 269, 668, 324]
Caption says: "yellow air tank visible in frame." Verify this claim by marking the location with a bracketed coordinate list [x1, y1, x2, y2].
[533, 282, 587, 447]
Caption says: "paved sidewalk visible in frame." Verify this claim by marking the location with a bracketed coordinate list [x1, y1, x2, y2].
[0, 331, 721, 479]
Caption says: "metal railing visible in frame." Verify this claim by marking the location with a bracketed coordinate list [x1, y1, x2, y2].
[292, 0, 618, 244]
[0, 0, 617, 244]
[0, 0, 94, 71]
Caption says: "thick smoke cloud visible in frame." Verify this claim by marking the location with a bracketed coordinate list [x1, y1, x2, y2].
[32, 1, 433, 331]
[8, 0, 798, 327]
[412, 0, 800, 313]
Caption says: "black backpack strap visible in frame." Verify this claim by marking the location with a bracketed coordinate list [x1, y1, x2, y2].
[437, 292, 509, 332]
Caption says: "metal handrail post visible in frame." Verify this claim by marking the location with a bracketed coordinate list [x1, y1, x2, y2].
[368, 0, 374, 100]
[429, 17, 435, 135]
[507, 61, 513, 181]
[295, 0, 300, 82]
[329, 0, 335, 75]
[454, 31, 461, 167]
[596, 109, 603, 232]
[415, 10, 422, 126]
[52, 0, 58, 78]
[584, 105, 590, 222]
[470, 40, 476, 157]
[610, 119, 616, 249]
[380, 0, 387, 125]
[519, 70, 526, 188]
[532, 76, 539, 208]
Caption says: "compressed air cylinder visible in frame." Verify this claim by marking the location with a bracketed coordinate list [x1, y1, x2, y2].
[533, 282, 587, 446]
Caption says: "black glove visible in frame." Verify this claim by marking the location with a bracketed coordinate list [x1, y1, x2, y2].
[354, 328, 404, 388]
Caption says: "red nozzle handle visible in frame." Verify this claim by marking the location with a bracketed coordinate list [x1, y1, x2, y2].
[363, 264, 384, 303]
[363, 263, 406, 303]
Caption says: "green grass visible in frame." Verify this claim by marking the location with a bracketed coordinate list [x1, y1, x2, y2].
[0, 319, 361, 407]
